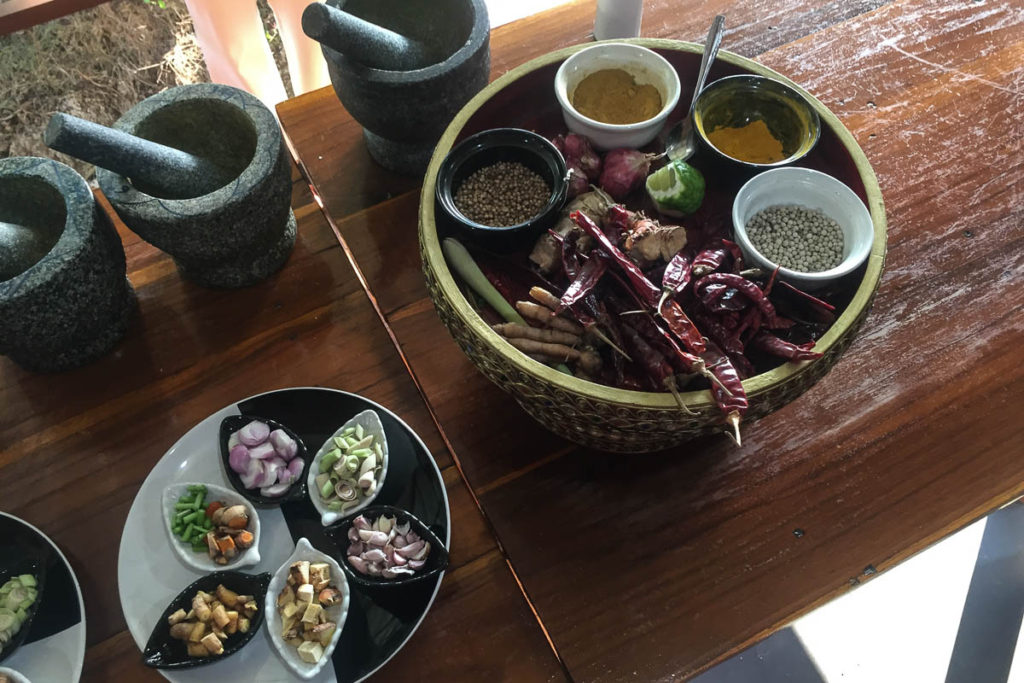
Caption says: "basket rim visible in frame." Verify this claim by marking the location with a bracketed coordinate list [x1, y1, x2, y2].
[419, 38, 887, 410]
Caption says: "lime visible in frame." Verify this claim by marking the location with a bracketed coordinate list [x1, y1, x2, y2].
[645, 160, 706, 216]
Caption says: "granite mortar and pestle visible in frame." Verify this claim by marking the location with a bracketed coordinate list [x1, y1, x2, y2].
[302, 0, 491, 175]
[0, 157, 135, 372]
[45, 83, 296, 289]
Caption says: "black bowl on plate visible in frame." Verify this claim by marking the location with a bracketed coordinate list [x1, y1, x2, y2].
[219, 415, 310, 508]
[328, 505, 449, 590]
[434, 127, 568, 251]
[0, 549, 46, 665]
[143, 570, 271, 669]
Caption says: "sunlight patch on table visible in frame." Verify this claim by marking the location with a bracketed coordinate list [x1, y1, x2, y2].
[793, 519, 986, 683]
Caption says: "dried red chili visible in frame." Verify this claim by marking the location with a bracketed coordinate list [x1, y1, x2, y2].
[557, 256, 607, 312]
[701, 339, 748, 445]
[691, 239, 743, 278]
[571, 211, 706, 353]
[750, 331, 823, 361]
[778, 280, 837, 312]
[658, 249, 693, 314]
[695, 272, 779, 322]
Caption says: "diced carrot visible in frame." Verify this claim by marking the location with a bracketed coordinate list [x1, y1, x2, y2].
[235, 530, 255, 549]
[205, 501, 224, 519]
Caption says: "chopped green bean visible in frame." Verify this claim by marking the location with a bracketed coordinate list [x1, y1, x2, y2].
[354, 424, 364, 440]
[327, 501, 343, 511]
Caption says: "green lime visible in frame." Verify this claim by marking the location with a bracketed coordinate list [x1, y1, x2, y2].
[645, 160, 706, 216]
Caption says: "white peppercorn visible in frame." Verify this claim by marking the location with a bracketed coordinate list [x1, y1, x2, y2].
[745, 205, 844, 272]
[454, 161, 551, 227]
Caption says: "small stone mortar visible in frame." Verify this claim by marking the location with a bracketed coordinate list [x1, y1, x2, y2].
[307, 0, 490, 175]
[93, 84, 295, 288]
[0, 157, 135, 372]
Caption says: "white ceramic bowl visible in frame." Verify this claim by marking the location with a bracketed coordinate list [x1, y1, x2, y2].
[307, 409, 389, 527]
[264, 538, 350, 680]
[554, 42, 680, 150]
[161, 482, 261, 572]
[732, 167, 874, 290]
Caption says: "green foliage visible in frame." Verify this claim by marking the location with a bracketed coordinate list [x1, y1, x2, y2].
[142, 0, 167, 8]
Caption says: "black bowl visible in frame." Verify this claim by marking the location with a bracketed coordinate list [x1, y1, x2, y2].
[219, 415, 310, 508]
[143, 570, 271, 669]
[327, 505, 449, 590]
[0, 549, 47, 665]
[435, 127, 568, 251]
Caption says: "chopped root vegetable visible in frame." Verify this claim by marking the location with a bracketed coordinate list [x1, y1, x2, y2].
[492, 323, 580, 345]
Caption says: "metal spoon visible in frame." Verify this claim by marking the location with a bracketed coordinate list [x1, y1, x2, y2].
[664, 15, 726, 162]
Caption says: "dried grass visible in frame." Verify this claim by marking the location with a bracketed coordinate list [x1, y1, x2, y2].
[0, 0, 209, 178]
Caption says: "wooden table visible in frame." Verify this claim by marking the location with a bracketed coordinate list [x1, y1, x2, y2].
[1, 1, 1020, 682]
[277, 0, 1023, 680]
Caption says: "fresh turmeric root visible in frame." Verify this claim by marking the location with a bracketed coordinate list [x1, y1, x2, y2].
[492, 323, 581, 345]
[515, 301, 584, 335]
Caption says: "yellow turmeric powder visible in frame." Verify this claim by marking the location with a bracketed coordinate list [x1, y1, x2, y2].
[572, 69, 663, 125]
[706, 119, 786, 164]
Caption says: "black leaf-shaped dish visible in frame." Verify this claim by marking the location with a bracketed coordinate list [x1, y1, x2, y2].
[0, 549, 47, 665]
[327, 505, 449, 589]
[219, 415, 310, 508]
[143, 570, 270, 669]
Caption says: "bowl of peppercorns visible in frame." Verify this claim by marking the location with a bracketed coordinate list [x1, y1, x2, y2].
[435, 128, 568, 251]
[732, 167, 874, 290]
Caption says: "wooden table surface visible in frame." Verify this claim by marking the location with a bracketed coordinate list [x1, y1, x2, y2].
[1, 0, 1020, 682]
[277, 0, 1024, 681]
[0, 168, 564, 682]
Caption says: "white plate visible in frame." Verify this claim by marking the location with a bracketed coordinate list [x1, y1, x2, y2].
[118, 387, 450, 683]
[308, 410, 389, 527]
[161, 482, 262, 572]
[265, 538, 350, 679]
[0, 513, 86, 683]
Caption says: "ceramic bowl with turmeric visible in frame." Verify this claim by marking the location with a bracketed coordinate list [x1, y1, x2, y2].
[693, 74, 820, 169]
[554, 43, 680, 151]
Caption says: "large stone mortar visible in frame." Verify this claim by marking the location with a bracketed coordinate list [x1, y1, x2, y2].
[0, 157, 135, 372]
[96, 84, 296, 288]
[321, 0, 490, 175]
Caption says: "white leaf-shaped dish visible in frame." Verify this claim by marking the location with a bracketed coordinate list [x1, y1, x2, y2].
[264, 537, 350, 680]
[0, 667, 30, 683]
[161, 482, 261, 572]
[307, 409, 389, 527]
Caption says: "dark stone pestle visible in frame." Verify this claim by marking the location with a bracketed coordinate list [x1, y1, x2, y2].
[44, 113, 235, 199]
[301, 2, 433, 71]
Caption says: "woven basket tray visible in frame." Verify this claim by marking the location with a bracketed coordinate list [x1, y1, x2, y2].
[419, 39, 886, 453]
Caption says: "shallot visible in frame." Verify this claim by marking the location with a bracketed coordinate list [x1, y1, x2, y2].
[228, 419, 304, 498]
[598, 148, 657, 201]
[563, 133, 601, 180]
[238, 420, 269, 447]
[228, 444, 250, 474]
[345, 513, 431, 579]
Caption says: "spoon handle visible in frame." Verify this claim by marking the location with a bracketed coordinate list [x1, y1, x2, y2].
[689, 15, 726, 112]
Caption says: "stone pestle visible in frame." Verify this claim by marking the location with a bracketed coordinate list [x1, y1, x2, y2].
[44, 112, 235, 200]
[301, 2, 433, 71]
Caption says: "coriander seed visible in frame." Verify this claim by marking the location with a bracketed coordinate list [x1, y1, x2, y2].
[454, 161, 551, 227]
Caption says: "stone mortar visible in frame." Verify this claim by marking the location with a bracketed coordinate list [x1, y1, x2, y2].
[96, 84, 295, 289]
[320, 0, 490, 175]
[0, 157, 135, 372]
